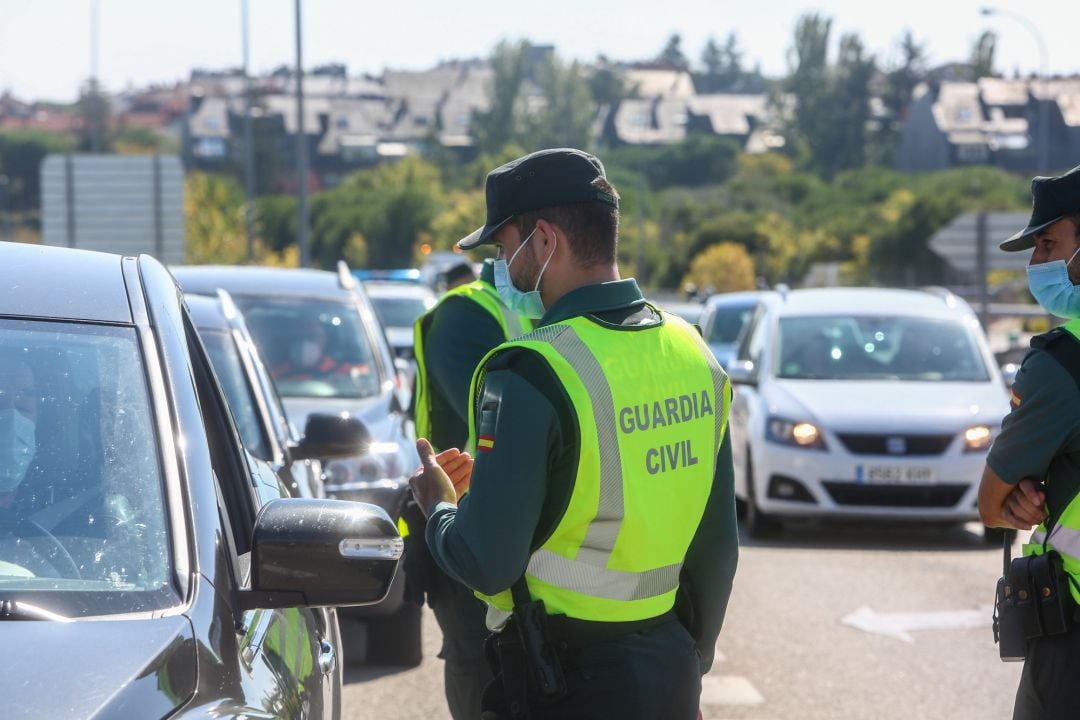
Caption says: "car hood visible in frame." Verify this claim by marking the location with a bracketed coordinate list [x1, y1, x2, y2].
[764, 379, 1010, 433]
[283, 389, 399, 441]
[1, 615, 196, 719]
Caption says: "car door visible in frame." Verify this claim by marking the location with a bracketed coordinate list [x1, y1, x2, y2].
[184, 313, 335, 720]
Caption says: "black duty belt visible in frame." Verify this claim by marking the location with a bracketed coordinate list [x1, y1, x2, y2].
[540, 610, 679, 651]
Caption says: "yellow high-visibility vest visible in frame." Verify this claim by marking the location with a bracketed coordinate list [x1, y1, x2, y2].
[469, 309, 731, 625]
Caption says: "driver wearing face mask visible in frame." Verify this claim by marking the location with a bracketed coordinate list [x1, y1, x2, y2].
[977, 164, 1080, 720]
[0, 352, 38, 518]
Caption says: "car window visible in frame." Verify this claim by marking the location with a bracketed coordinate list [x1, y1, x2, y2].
[199, 328, 271, 462]
[233, 296, 383, 400]
[707, 304, 755, 344]
[0, 319, 175, 615]
[736, 304, 769, 364]
[775, 315, 990, 381]
[370, 295, 431, 330]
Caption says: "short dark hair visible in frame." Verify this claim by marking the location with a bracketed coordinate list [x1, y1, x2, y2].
[443, 262, 476, 286]
[514, 177, 620, 267]
[1070, 212, 1080, 241]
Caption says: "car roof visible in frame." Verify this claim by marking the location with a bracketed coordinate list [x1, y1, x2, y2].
[184, 293, 230, 330]
[764, 287, 974, 319]
[704, 290, 775, 310]
[171, 265, 359, 302]
[1, 241, 133, 323]
[363, 280, 436, 299]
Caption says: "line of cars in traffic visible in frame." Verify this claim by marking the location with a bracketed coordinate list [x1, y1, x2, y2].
[0, 243, 409, 719]
[671, 285, 1013, 542]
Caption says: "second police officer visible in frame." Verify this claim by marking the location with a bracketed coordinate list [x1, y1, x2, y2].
[409, 148, 739, 719]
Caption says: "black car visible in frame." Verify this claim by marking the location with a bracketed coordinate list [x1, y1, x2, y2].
[0, 242, 401, 719]
[171, 264, 423, 665]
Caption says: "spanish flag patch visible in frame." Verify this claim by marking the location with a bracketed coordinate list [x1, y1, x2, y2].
[1010, 389, 1022, 409]
[477, 435, 495, 452]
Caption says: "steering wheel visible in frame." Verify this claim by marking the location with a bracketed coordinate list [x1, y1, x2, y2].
[13, 520, 82, 580]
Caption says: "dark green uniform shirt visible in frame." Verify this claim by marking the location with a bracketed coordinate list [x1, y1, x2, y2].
[426, 278, 739, 673]
[423, 261, 507, 451]
[987, 337, 1080, 517]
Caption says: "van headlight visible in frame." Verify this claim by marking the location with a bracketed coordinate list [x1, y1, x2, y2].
[766, 417, 827, 450]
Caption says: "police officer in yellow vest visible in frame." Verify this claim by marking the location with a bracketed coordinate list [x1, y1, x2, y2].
[409, 148, 739, 719]
[979, 164, 1080, 719]
[408, 254, 533, 719]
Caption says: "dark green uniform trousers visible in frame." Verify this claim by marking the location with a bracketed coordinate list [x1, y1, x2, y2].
[1013, 628, 1080, 720]
[481, 618, 701, 720]
[431, 579, 495, 720]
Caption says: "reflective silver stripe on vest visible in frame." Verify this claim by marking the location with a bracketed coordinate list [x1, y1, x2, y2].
[1047, 526, 1080, 558]
[527, 548, 682, 601]
[1030, 528, 1048, 545]
[524, 324, 626, 561]
[684, 319, 729, 448]
[498, 302, 523, 339]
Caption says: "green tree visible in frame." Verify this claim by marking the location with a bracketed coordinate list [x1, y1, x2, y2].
[682, 242, 756, 294]
[471, 40, 529, 155]
[875, 30, 928, 164]
[657, 33, 689, 68]
[589, 55, 634, 107]
[185, 173, 247, 264]
[970, 30, 998, 79]
[828, 33, 875, 174]
[0, 129, 75, 211]
[697, 33, 745, 92]
[77, 79, 112, 153]
[526, 56, 596, 150]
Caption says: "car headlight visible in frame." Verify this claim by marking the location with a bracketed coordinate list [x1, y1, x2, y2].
[766, 416, 827, 450]
[324, 442, 405, 489]
[963, 425, 993, 452]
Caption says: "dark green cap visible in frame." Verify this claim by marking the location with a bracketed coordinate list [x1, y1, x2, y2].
[457, 148, 618, 250]
[1001, 164, 1080, 251]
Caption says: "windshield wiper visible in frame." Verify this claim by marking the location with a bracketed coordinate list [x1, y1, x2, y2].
[0, 600, 71, 622]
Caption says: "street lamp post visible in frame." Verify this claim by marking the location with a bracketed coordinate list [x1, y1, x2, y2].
[980, 6, 1050, 172]
[89, 0, 102, 153]
[241, 0, 256, 263]
[294, 0, 310, 268]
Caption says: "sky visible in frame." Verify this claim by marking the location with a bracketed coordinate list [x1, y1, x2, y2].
[2, 0, 1078, 103]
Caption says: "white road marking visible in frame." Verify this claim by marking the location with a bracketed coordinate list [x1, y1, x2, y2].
[700, 674, 765, 706]
[840, 604, 994, 643]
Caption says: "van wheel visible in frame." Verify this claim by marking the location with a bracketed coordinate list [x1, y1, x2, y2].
[745, 450, 782, 539]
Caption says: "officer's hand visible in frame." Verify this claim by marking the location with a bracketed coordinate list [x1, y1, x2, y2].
[1002, 478, 1047, 530]
[434, 447, 474, 500]
[409, 438, 459, 517]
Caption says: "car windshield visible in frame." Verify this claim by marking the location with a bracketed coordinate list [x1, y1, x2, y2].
[370, 295, 431, 330]
[199, 328, 270, 461]
[707, 303, 755, 344]
[232, 296, 383, 399]
[775, 315, 990, 382]
[0, 319, 175, 616]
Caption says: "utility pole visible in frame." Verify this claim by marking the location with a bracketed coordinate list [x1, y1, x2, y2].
[89, 0, 102, 153]
[242, 0, 256, 262]
[294, 0, 310, 267]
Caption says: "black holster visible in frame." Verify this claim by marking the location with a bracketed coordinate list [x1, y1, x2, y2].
[483, 580, 568, 719]
[995, 548, 1073, 662]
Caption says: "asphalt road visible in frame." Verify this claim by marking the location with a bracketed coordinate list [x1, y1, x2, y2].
[342, 521, 1023, 720]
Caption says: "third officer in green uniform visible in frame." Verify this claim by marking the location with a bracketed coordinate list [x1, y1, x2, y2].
[409, 148, 739, 719]
[979, 164, 1080, 720]
[409, 257, 533, 719]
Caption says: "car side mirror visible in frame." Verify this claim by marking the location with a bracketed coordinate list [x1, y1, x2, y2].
[727, 360, 757, 386]
[291, 413, 370, 461]
[238, 498, 402, 611]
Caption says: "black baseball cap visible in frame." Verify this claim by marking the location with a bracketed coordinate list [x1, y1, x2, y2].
[457, 148, 618, 250]
[1001, 164, 1080, 251]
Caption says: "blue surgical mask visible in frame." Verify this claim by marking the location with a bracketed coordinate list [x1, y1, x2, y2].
[0, 408, 35, 493]
[1027, 246, 1080, 318]
[494, 227, 557, 319]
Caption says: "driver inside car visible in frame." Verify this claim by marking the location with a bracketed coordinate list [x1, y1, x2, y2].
[0, 350, 37, 521]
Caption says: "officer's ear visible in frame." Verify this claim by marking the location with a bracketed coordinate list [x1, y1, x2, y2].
[534, 218, 561, 254]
